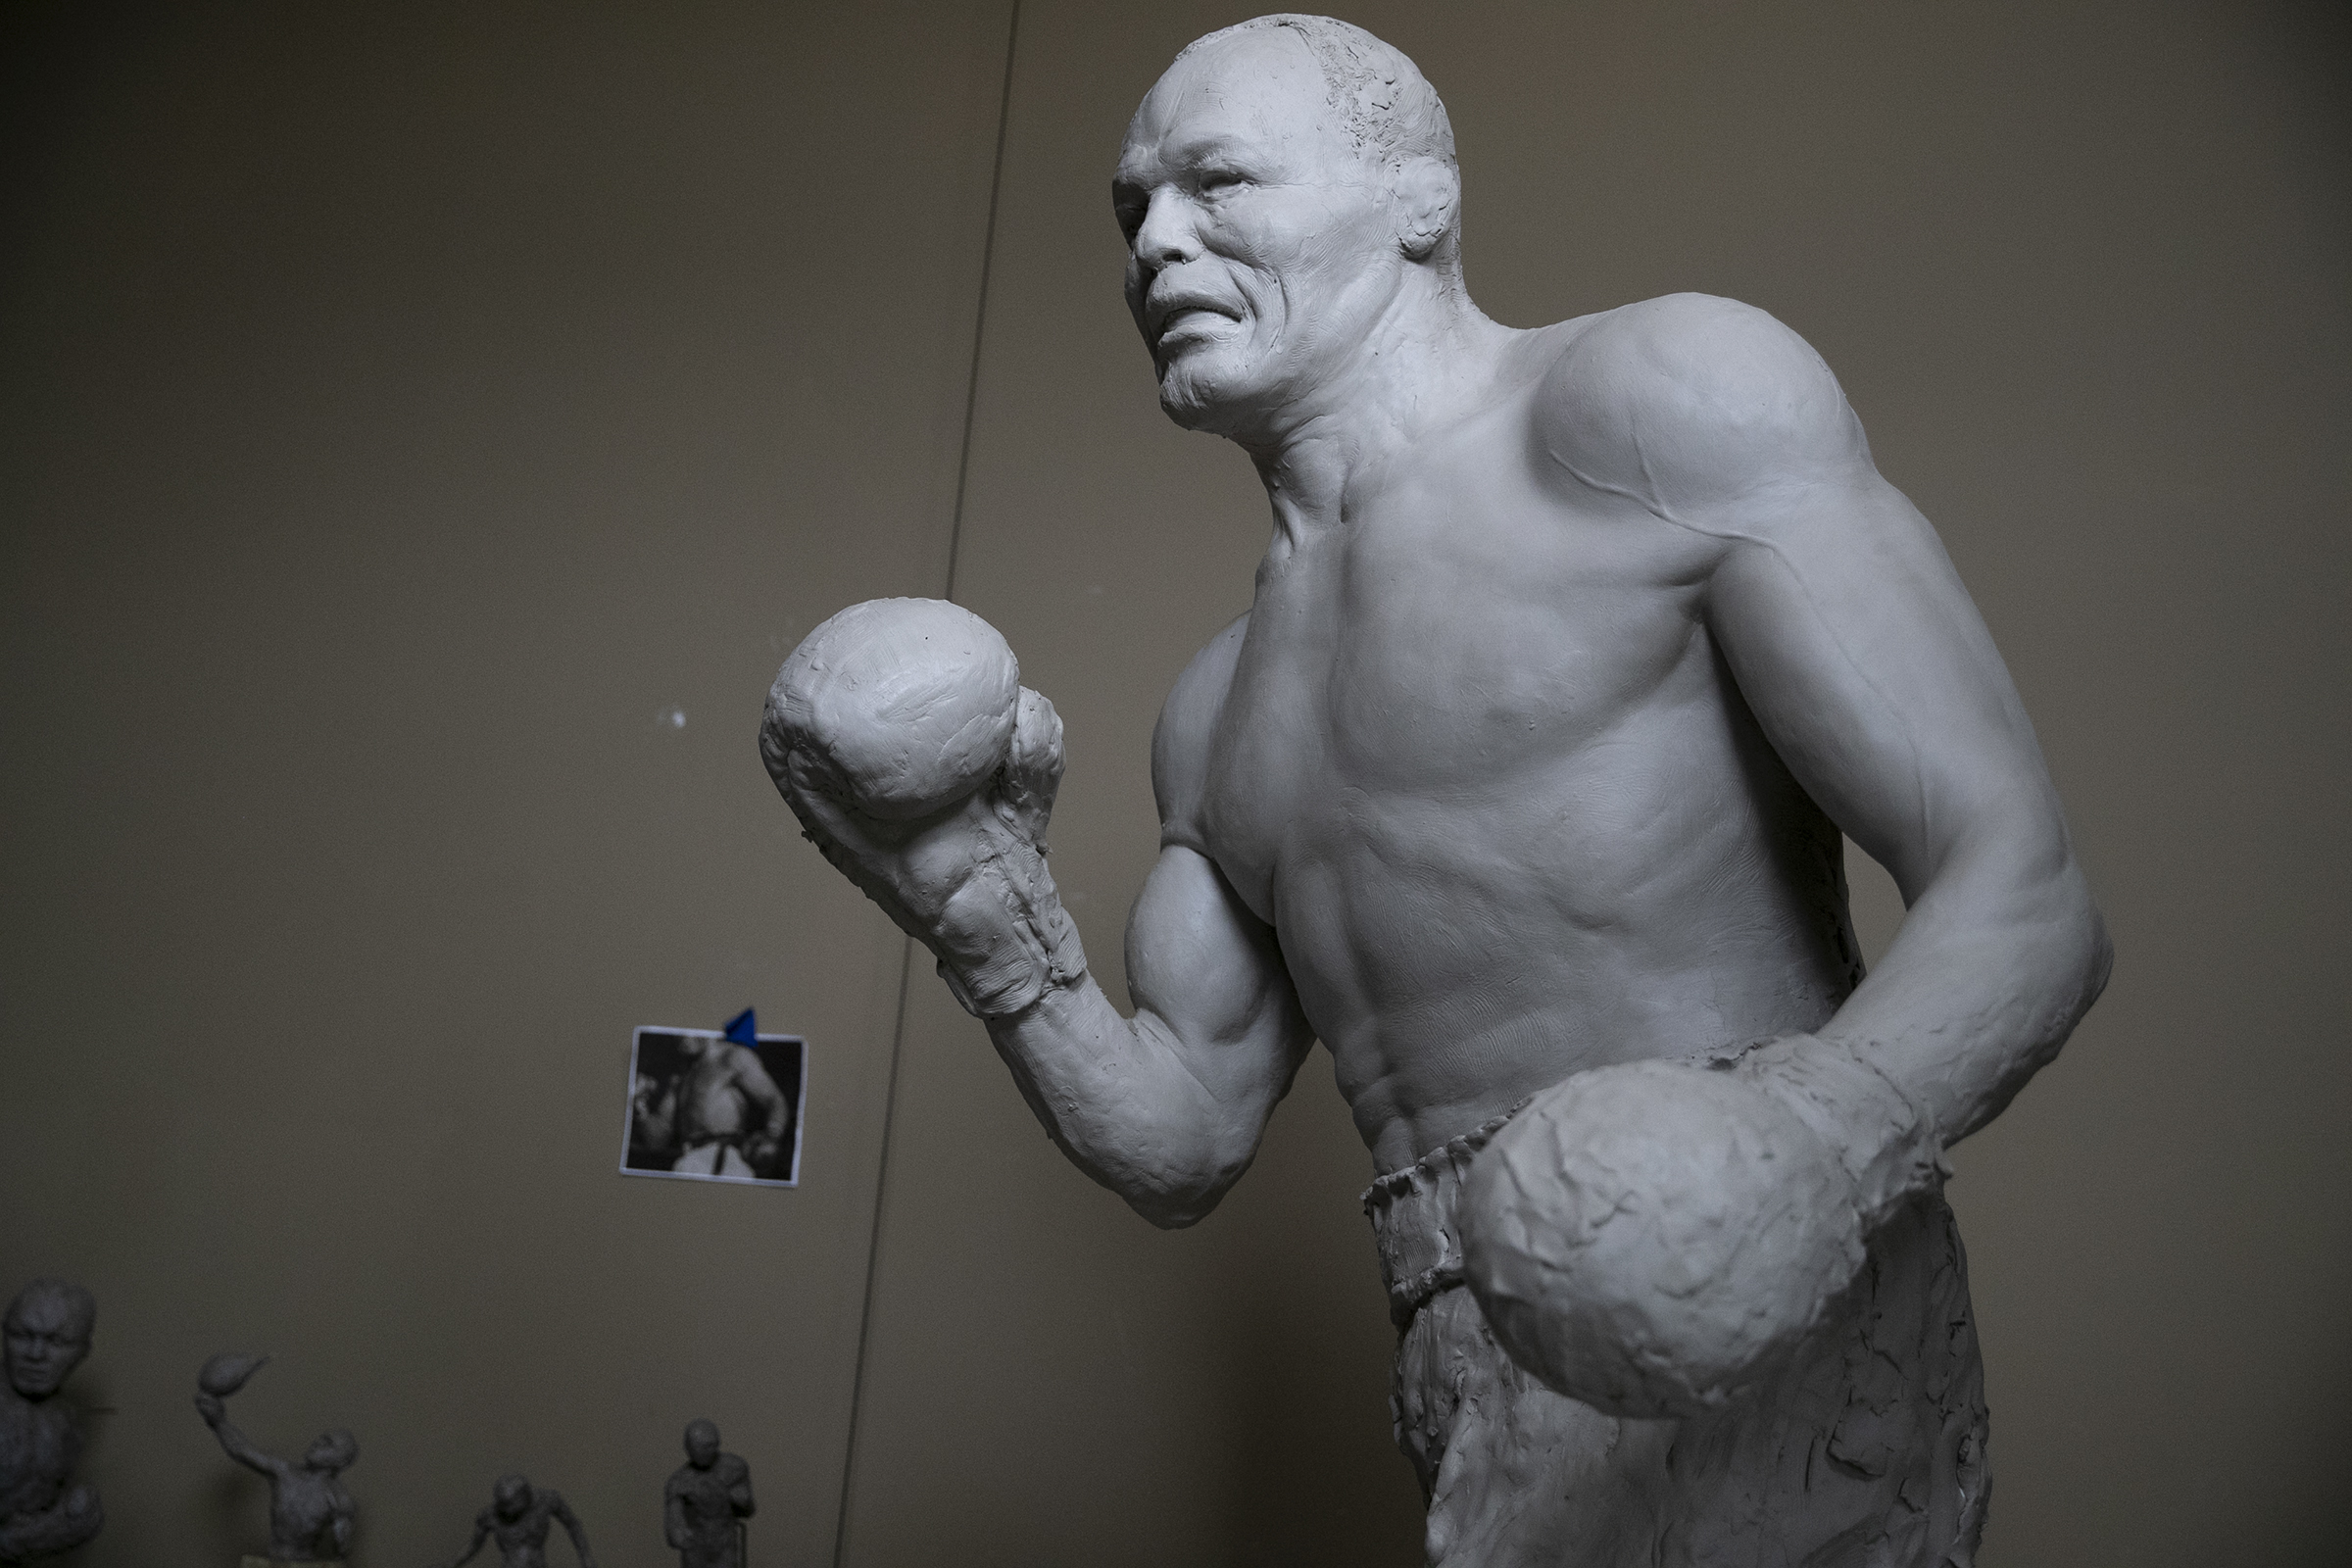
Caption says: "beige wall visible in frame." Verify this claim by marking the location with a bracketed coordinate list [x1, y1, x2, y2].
[0, 2, 1012, 1562]
[5, 3, 2346, 1566]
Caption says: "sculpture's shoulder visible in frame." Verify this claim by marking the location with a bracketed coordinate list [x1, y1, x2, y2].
[1151, 611, 1249, 851]
[1530, 293, 1871, 522]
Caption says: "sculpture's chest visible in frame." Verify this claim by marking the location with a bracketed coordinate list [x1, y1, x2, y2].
[0, 1400, 76, 1498]
[495, 1514, 549, 1549]
[676, 1471, 728, 1506]
[1201, 468, 1713, 915]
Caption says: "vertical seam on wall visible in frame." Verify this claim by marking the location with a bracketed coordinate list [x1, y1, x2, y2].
[831, 4, 1020, 1565]
[940, 0, 1022, 609]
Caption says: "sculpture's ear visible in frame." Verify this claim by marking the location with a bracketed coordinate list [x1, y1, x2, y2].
[1393, 156, 1458, 262]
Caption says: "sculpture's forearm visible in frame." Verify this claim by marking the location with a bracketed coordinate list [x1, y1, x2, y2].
[206, 1416, 277, 1477]
[0, 1494, 102, 1558]
[988, 978, 1259, 1228]
[1788, 835, 2110, 1218]
[978, 840, 1307, 1228]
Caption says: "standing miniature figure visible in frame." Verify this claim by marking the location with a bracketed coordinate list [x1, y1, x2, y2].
[0, 1280, 102, 1563]
[435, 1474, 595, 1568]
[663, 1419, 753, 1568]
[193, 1351, 357, 1566]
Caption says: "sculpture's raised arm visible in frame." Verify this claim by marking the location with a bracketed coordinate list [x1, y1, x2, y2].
[765, 601, 1312, 1227]
[193, 1393, 286, 1480]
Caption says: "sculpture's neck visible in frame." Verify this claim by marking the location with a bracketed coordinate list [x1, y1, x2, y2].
[1237, 285, 1517, 540]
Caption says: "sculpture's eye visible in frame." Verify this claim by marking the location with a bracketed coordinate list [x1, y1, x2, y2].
[1112, 188, 1148, 242]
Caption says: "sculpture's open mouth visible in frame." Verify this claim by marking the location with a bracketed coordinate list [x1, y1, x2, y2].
[1148, 290, 1242, 353]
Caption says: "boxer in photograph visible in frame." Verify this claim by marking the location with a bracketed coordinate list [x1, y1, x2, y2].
[668, 1033, 790, 1180]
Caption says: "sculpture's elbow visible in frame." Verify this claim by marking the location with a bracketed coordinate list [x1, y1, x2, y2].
[1960, 827, 2112, 1036]
[1130, 1194, 1213, 1230]
[1112, 1137, 1254, 1230]
[1122, 1164, 1241, 1230]
[2082, 895, 2116, 1005]
[2040, 861, 2113, 1041]
[1954, 860, 2112, 1140]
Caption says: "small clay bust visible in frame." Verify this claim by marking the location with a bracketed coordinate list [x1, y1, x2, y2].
[662, 1420, 753, 1568]
[193, 1352, 356, 1565]
[0, 1280, 102, 1563]
[437, 1474, 595, 1568]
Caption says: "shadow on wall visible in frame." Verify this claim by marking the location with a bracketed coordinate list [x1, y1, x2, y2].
[1203, 1055, 1426, 1568]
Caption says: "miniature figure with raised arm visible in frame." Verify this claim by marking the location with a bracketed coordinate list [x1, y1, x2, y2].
[435, 1474, 594, 1568]
[763, 14, 2109, 1564]
[194, 1352, 356, 1567]
[0, 1280, 102, 1564]
[663, 1419, 753, 1568]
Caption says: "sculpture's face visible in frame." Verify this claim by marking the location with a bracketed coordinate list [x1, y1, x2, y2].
[305, 1430, 355, 1473]
[494, 1475, 532, 1517]
[3, 1292, 91, 1399]
[685, 1421, 720, 1468]
[1115, 29, 1403, 435]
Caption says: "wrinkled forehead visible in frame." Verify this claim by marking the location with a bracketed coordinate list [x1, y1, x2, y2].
[1120, 28, 1347, 177]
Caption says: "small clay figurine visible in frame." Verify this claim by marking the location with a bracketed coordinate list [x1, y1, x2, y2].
[193, 1351, 357, 1566]
[435, 1474, 595, 1568]
[0, 1280, 102, 1563]
[662, 1420, 753, 1568]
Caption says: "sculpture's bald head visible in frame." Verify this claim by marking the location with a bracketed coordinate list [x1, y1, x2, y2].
[1115, 17, 1464, 436]
[305, 1427, 359, 1474]
[1166, 16, 1454, 174]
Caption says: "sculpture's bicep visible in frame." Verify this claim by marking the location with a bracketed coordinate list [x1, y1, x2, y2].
[1151, 612, 1248, 853]
[1126, 844, 1305, 1070]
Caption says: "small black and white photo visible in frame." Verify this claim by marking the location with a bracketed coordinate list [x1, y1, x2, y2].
[620, 1022, 805, 1187]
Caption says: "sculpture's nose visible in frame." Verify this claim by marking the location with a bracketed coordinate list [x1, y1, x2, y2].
[1131, 186, 1200, 270]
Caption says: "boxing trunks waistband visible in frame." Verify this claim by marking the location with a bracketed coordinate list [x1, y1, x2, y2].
[1360, 1101, 1528, 1331]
